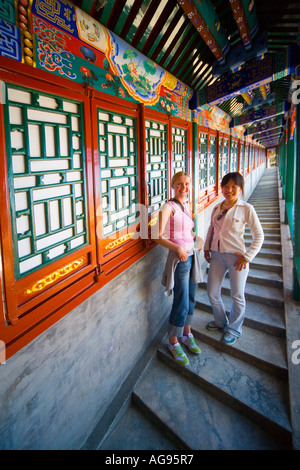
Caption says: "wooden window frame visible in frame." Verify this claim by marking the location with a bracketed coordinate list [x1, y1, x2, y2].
[0, 59, 195, 359]
[91, 91, 147, 280]
[197, 125, 219, 210]
[0, 60, 99, 358]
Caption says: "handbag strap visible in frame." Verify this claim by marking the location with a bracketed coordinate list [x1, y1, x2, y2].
[169, 198, 193, 220]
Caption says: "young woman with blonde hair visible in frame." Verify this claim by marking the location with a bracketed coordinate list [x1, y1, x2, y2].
[156, 171, 203, 366]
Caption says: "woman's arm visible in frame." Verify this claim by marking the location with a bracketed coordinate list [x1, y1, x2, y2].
[243, 206, 264, 262]
[154, 203, 189, 262]
[192, 232, 204, 251]
[203, 217, 214, 263]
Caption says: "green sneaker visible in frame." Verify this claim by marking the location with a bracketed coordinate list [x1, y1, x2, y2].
[168, 342, 189, 366]
[182, 333, 201, 354]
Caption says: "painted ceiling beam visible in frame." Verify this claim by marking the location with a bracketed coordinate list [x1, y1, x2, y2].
[257, 131, 282, 145]
[258, 129, 282, 140]
[252, 128, 282, 141]
[198, 46, 296, 107]
[212, 30, 267, 78]
[231, 101, 287, 127]
[229, 0, 258, 50]
[176, 0, 229, 64]
[246, 118, 284, 135]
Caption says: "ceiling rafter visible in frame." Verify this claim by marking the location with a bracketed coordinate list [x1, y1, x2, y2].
[131, 0, 162, 49]
[141, 0, 175, 56]
[149, 7, 183, 62]
[119, 0, 144, 40]
[106, 0, 127, 31]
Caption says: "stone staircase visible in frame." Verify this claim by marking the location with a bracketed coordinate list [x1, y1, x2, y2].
[86, 167, 294, 450]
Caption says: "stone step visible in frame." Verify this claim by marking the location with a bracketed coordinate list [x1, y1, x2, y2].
[247, 267, 283, 288]
[196, 286, 285, 337]
[218, 275, 284, 308]
[251, 255, 282, 273]
[245, 232, 281, 243]
[158, 340, 292, 441]
[204, 264, 283, 288]
[132, 359, 291, 450]
[246, 245, 282, 259]
[260, 222, 281, 229]
[200, 269, 284, 308]
[245, 239, 281, 250]
[257, 217, 280, 223]
[98, 403, 178, 450]
[249, 199, 279, 204]
[249, 202, 279, 207]
[246, 227, 281, 235]
[246, 203, 279, 208]
[191, 310, 287, 379]
[256, 214, 280, 220]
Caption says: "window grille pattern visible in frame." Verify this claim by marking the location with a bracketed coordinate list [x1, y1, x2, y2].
[230, 140, 238, 172]
[208, 135, 216, 186]
[240, 141, 244, 172]
[172, 126, 187, 175]
[244, 144, 249, 172]
[146, 120, 167, 214]
[199, 132, 207, 190]
[97, 110, 138, 236]
[250, 146, 254, 170]
[5, 85, 88, 279]
[219, 136, 223, 181]
[223, 138, 228, 175]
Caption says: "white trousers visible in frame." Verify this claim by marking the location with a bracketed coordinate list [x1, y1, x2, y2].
[207, 251, 249, 337]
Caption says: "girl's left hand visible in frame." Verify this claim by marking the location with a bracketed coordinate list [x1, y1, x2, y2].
[234, 254, 248, 271]
[194, 234, 204, 251]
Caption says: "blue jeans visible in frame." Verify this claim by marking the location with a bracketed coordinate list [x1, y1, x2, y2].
[168, 255, 197, 337]
[207, 251, 249, 337]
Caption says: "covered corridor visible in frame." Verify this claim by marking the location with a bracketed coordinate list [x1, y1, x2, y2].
[0, 0, 299, 450]
[85, 167, 299, 450]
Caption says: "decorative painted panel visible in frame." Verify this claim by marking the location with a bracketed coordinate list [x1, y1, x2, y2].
[172, 126, 187, 175]
[0, 0, 15, 23]
[97, 109, 138, 236]
[146, 119, 167, 215]
[0, 0, 192, 119]
[199, 132, 207, 191]
[4, 83, 88, 279]
[0, 18, 21, 61]
[208, 135, 216, 186]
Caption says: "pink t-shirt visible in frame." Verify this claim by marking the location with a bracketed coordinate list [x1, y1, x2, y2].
[164, 200, 194, 249]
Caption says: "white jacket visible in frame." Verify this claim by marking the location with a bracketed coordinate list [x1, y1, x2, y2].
[204, 199, 264, 262]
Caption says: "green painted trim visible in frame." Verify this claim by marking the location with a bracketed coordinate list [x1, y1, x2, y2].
[286, 202, 294, 242]
[192, 121, 198, 230]
[294, 258, 300, 301]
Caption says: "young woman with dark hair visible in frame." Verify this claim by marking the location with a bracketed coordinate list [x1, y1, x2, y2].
[204, 172, 264, 344]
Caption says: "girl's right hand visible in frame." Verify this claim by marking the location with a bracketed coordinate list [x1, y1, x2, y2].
[177, 246, 188, 262]
[204, 250, 211, 263]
